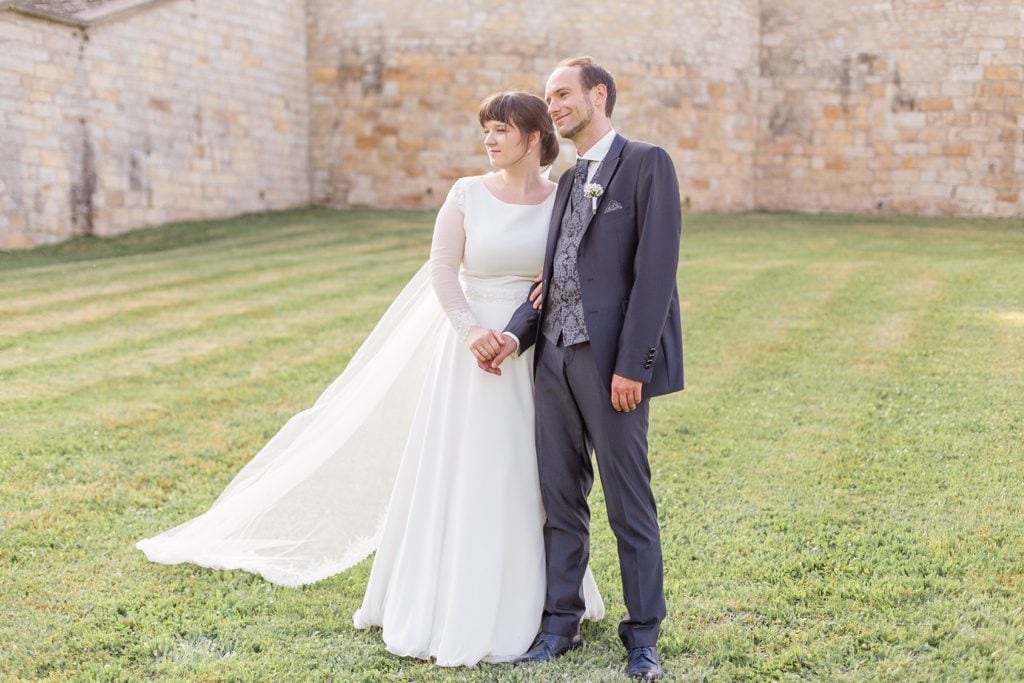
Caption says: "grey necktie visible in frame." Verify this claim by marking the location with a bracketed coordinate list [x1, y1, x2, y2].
[570, 157, 588, 210]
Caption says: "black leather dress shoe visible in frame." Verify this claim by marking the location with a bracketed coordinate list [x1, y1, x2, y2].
[627, 646, 663, 680]
[512, 631, 583, 664]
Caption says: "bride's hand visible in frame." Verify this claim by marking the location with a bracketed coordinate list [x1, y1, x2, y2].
[466, 325, 502, 363]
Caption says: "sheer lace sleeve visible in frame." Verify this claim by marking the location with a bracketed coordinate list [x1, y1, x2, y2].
[429, 178, 477, 341]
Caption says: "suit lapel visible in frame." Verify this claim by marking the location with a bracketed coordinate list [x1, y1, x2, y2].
[578, 134, 628, 239]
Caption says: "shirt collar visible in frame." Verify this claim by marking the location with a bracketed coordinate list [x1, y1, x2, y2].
[577, 128, 617, 163]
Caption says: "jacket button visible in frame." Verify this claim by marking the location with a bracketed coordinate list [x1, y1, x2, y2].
[648, 347, 656, 353]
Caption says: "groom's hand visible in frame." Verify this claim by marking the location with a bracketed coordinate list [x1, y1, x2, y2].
[488, 334, 518, 372]
[611, 374, 643, 412]
[529, 275, 544, 311]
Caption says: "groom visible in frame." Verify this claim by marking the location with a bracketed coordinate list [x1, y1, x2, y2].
[492, 57, 683, 680]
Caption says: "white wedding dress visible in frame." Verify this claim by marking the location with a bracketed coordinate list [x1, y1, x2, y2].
[137, 175, 604, 667]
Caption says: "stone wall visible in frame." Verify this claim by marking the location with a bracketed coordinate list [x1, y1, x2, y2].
[0, 0, 310, 249]
[306, 0, 761, 212]
[4, 0, 1022, 250]
[757, 0, 1024, 217]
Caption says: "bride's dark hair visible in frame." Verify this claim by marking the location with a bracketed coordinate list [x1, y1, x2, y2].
[478, 91, 560, 167]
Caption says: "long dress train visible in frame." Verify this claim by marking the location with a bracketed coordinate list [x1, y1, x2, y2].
[137, 175, 604, 666]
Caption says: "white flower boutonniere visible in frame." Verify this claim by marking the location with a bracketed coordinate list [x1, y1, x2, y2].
[583, 182, 604, 215]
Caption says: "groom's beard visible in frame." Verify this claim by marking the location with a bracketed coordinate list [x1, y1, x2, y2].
[562, 103, 595, 140]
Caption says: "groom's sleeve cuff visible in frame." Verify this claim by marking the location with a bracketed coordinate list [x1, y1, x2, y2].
[501, 331, 521, 358]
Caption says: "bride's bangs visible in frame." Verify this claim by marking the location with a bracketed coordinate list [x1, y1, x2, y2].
[478, 92, 520, 130]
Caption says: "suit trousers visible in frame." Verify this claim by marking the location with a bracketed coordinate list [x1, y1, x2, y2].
[534, 336, 666, 649]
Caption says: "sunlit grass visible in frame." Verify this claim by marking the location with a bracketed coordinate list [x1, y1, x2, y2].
[2, 208, 1023, 680]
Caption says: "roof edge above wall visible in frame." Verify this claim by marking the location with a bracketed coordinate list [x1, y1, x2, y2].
[2, 0, 181, 28]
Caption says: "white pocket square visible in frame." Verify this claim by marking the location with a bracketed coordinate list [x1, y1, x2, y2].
[603, 200, 624, 213]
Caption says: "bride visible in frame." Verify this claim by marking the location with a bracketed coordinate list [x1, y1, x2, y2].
[137, 90, 604, 666]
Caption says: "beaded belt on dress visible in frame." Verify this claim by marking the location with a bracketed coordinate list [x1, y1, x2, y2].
[462, 280, 532, 303]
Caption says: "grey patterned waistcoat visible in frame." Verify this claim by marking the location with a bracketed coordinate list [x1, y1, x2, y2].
[543, 158, 591, 346]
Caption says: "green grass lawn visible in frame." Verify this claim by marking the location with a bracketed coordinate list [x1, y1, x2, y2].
[2, 209, 1023, 681]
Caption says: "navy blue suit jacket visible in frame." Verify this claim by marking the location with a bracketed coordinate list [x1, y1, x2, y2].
[506, 134, 684, 398]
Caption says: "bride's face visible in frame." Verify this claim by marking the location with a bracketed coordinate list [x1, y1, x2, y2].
[482, 120, 530, 170]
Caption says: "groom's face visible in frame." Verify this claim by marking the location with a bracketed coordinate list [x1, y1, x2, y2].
[545, 66, 596, 140]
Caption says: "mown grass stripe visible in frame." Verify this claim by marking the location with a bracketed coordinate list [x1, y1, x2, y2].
[0, 245, 425, 355]
[0, 223, 429, 310]
[0, 208, 433, 271]
[0, 219, 332, 290]
[0, 273, 420, 408]
[0, 241, 391, 318]
[0, 247, 424, 372]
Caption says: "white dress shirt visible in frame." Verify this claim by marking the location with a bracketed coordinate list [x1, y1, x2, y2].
[579, 128, 617, 182]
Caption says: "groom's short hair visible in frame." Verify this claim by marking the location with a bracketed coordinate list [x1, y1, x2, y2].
[558, 56, 617, 118]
